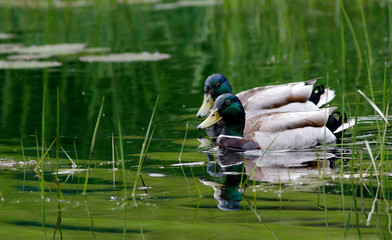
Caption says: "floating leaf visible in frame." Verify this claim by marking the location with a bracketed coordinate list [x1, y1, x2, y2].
[0, 60, 62, 69]
[79, 52, 171, 62]
[117, 0, 161, 4]
[0, 33, 14, 40]
[0, 44, 23, 54]
[82, 47, 111, 53]
[7, 53, 52, 61]
[50, 0, 91, 8]
[154, 0, 220, 10]
[0, 0, 91, 8]
[17, 43, 86, 56]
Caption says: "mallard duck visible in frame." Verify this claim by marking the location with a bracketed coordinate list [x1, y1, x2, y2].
[197, 93, 354, 151]
[197, 74, 335, 118]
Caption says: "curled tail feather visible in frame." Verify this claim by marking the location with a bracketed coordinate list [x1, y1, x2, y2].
[326, 111, 355, 138]
[309, 84, 336, 107]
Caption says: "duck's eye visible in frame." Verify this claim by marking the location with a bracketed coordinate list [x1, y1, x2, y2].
[225, 100, 231, 105]
[215, 82, 221, 88]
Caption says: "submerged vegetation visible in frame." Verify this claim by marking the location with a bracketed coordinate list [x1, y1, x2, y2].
[0, 0, 391, 239]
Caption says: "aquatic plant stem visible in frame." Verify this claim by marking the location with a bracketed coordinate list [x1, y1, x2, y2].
[357, 90, 389, 125]
[83, 196, 96, 240]
[357, 0, 372, 65]
[35, 130, 40, 160]
[364, 141, 381, 226]
[132, 197, 146, 240]
[112, 133, 116, 189]
[241, 195, 279, 239]
[56, 87, 60, 179]
[132, 95, 159, 196]
[141, 125, 156, 169]
[339, 0, 362, 63]
[21, 139, 27, 192]
[118, 119, 127, 199]
[60, 147, 77, 170]
[83, 96, 105, 195]
[41, 78, 47, 240]
[178, 123, 191, 196]
[73, 140, 81, 192]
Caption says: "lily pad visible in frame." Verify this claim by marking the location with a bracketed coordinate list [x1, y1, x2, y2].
[0, 33, 14, 40]
[79, 52, 171, 62]
[17, 43, 86, 56]
[0, 0, 91, 8]
[81, 47, 111, 53]
[51, 0, 91, 8]
[154, 0, 220, 10]
[0, 44, 23, 54]
[117, 0, 161, 3]
[7, 53, 52, 61]
[0, 60, 62, 69]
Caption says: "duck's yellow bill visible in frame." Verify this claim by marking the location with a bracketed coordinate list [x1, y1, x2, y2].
[197, 109, 222, 129]
[197, 94, 214, 118]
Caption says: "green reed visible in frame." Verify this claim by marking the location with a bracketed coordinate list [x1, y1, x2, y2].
[21, 139, 27, 192]
[54, 88, 64, 240]
[56, 87, 60, 176]
[35, 131, 40, 160]
[117, 119, 129, 239]
[132, 95, 159, 196]
[357, 0, 373, 65]
[55, 87, 64, 201]
[40, 80, 47, 240]
[83, 196, 96, 240]
[118, 119, 127, 199]
[83, 96, 105, 195]
[178, 123, 191, 196]
[380, 63, 392, 167]
[112, 133, 116, 189]
[186, 133, 203, 198]
[339, 0, 362, 65]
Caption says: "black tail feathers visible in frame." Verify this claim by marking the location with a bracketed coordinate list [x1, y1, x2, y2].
[326, 111, 347, 138]
[309, 84, 325, 105]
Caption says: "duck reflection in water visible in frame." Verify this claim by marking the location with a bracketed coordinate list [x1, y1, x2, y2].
[200, 149, 337, 211]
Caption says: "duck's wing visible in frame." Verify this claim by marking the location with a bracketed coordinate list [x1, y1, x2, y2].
[252, 126, 337, 150]
[245, 101, 320, 118]
[244, 107, 337, 137]
[236, 80, 317, 110]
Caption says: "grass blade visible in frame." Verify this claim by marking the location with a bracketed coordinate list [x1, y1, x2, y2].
[112, 133, 116, 189]
[132, 95, 159, 196]
[83, 96, 105, 195]
[118, 119, 127, 199]
[358, 90, 389, 125]
[178, 123, 191, 196]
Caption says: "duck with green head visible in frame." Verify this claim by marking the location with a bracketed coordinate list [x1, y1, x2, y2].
[198, 93, 354, 151]
[197, 74, 335, 119]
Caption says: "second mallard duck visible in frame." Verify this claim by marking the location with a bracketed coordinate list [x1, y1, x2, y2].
[197, 74, 335, 118]
[198, 93, 354, 151]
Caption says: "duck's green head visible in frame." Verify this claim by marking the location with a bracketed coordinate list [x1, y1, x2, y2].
[198, 93, 245, 137]
[197, 74, 233, 118]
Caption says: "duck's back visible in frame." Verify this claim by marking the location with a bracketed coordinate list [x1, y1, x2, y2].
[243, 108, 335, 137]
[236, 81, 314, 114]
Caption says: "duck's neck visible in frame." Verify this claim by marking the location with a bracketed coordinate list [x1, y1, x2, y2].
[221, 111, 245, 137]
[221, 123, 244, 137]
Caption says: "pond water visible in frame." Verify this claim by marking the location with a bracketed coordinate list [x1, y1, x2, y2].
[0, 1, 392, 239]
